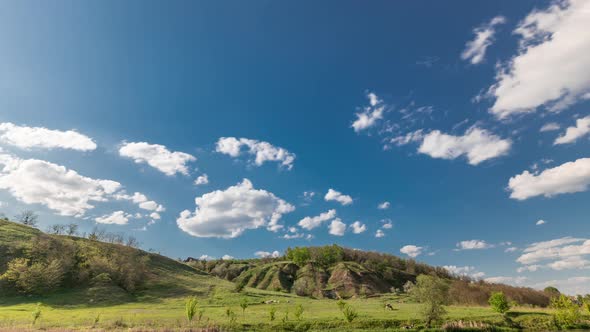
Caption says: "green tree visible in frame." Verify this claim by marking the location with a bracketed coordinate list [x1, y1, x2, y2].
[544, 286, 560, 299]
[551, 294, 580, 327]
[411, 274, 450, 326]
[286, 247, 311, 266]
[488, 292, 511, 316]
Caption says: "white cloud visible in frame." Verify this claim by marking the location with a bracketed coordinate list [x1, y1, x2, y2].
[375, 229, 385, 238]
[532, 277, 590, 295]
[0, 122, 97, 151]
[255, 250, 280, 258]
[150, 212, 161, 220]
[324, 189, 353, 206]
[390, 130, 424, 147]
[199, 255, 215, 261]
[95, 211, 131, 225]
[508, 157, 590, 200]
[215, 137, 295, 170]
[554, 116, 590, 145]
[222, 255, 234, 260]
[298, 209, 336, 230]
[381, 219, 393, 229]
[400, 245, 423, 258]
[328, 218, 346, 236]
[302, 191, 315, 205]
[119, 142, 195, 176]
[540, 122, 561, 132]
[456, 240, 493, 250]
[505, 247, 519, 253]
[352, 92, 385, 132]
[536, 219, 546, 226]
[485, 276, 527, 285]
[177, 179, 294, 238]
[517, 236, 590, 266]
[115, 191, 165, 212]
[350, 221, 367, 234]
[418, 127, 511, 165]
[443, 265, 485, 279]
[0, 153, 120, 217]
[517, 265, 542, 273]
[488, 0, 590, 118]
[461, 16, 506, 65]
[194, 174, 209, 186]
[378, 201, 390, 210]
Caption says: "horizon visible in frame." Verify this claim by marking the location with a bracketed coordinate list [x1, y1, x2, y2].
[0, 0, 589, 296]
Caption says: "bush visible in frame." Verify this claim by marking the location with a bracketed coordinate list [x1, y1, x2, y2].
[342, 305, 358, 323]
[269, 306, 277, 322]
[185, 296, 198, 323]
[551, 295, 580, 327]
[294, 304, 304, 320]
[489, 292, 511, 315]
[1, 258, 64, 294]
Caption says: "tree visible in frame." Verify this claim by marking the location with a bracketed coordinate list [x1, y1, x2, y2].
[49, 224, 66, 235]
[286, 247, 311, 266]
[411, 274, 450, 326]
[66, 223, 78, 236]
[544, 286, 560, 299]
[488, 292, 511, 316]
[16, 210, 38, 227]
[551, 295, 580, 327]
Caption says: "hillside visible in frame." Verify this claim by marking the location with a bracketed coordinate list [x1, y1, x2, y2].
[0, 218, 231, 305]
[0, 218, 550, 308]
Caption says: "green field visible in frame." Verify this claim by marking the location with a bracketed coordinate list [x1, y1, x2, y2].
[0, 284, 573, 331]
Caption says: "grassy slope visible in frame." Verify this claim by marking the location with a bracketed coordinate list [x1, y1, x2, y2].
[0, 219, 587, 331]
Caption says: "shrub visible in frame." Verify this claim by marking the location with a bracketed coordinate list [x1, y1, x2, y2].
[1, 258, 64, 294]
[337, 299, 347, 312]
[294, 304, 304, 320]
[240, 298, 249, 318]
[342, 305, 358, 323]
[185, 297, 199, 323]
[31, 303, 42, 325]
[489, 292, 511, 315]
[551, 295, 580, 327]
[269, 306, 277, 322]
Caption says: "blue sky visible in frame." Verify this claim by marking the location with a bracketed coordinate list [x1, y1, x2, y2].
[0, 0, 589, 294]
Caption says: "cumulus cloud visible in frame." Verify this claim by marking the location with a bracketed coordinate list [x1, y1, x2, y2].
[199, 255, 215, 261]
[375, 229, 385, 238]
[119, 142, 195, 176]
[350, 221, 367, 234]
[149, 212, 161, 220]
[517, 236, 590, 269]
[95, 211, 132, 225]
[540, 122, 561, 132]
[400, 245, 423, 258]
[194, 174, 209, 186]
[0, 153, 121, 217]
[488, 0, 590, 118]
[461, 16, 506, 64]
[255, 250, 281, 258]
[456, 240, 493, 250]
[554, 116, 590, 145]
[115, 191, 165, 212]
[298, 209, 336, 230]
[328, 218, 346, 236]
[418, 127, 511, 165]
[536, 219, 546, 226]
[508, 158, 590, 200]
[378, 201, 390, 210]
[324, 189, 353, 206]
[176, 179, 294, 238]
[222, 255, 234, 260]
[352, 92, 385, 132]
[0, 122, 97, 151]
[215, 137, 295, 170]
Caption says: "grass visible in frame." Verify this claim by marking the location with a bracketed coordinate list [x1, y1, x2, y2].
[0, 288, 579, 331]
